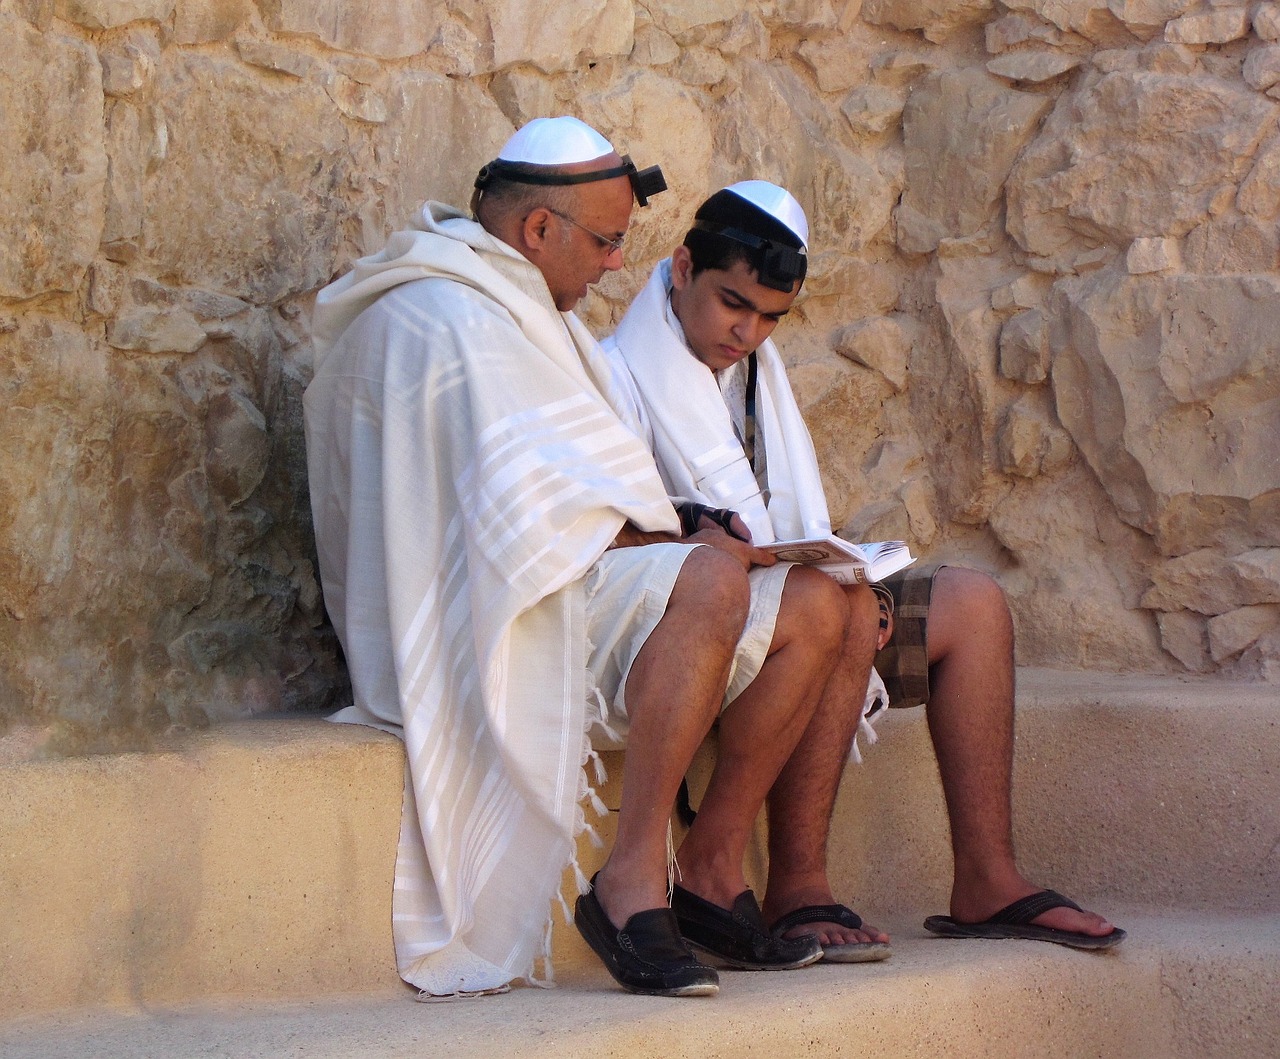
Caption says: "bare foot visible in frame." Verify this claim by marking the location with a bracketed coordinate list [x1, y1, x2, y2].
[763, 885, 891, 948]
[951, 880, 1117, 937]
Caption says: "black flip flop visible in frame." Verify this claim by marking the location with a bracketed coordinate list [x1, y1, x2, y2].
[770, 903, 892, 963]
[923, 889, 1126, 950]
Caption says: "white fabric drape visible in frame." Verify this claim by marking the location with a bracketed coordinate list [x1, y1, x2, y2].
[604, 258, 832, 545]
[304, 203, 678, 994]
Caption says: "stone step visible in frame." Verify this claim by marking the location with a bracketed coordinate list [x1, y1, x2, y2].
[2, 911, 1276, 1058]
[2, 670, 1276, 1046]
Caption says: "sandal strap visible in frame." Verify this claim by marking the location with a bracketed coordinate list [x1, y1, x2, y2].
[770, 903, 864, 934]
[989, 889, 1083, 926]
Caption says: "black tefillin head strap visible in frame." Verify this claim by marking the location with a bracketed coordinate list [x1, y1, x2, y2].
[473, 154, 668, 206]
[689, 220, 807, 292]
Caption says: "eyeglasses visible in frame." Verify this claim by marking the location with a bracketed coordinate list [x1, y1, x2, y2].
[547, 208, 626, 254]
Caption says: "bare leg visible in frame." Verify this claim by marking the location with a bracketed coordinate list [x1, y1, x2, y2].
[926, 567, 1115, 937]
[675, 565, 847, 910]
[593, 546, 749, 929]
[762, 580, 891, 947]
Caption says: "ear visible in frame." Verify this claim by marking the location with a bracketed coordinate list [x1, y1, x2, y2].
[670, 244, 695, 290]
[520, 207, 554, 255]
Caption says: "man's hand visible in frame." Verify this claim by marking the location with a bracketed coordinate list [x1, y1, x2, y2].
[696, 508, 753, 545]
[608, 516, 775, 572]
[687, 524, 775, 572]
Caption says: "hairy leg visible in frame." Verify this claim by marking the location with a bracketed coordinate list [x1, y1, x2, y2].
[593, 546, 748, 929]
[926, 567, 1115, 937]
[762, 580, 891, 947]
[675, 565, 846, 910]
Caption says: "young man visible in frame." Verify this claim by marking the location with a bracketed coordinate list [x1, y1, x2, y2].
[304, 124, 860, 1000]
[606, 181, 1124, 954]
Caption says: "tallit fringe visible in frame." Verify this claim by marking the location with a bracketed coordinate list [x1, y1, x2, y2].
[849, 688, 886, 766]
[526, 919, 557, 989]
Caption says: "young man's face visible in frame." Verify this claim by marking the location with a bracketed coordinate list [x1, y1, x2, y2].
[667, 244, 799, 372]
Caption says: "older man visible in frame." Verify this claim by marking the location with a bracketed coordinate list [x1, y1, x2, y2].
[606, 181, 1124, 956]
[304, 121, 861, 999]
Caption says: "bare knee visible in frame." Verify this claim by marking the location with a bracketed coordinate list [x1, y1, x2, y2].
[931, 566, 1013, 656]
[774, 566, 848, 656]
[667, 545, 751, 645]
[841, 582, 880, 649]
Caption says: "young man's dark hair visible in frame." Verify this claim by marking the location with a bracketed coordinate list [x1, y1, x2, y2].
[682, 185, 808, 291]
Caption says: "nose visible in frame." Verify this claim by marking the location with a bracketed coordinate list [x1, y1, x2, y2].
[732, 313, 761, 346]
[603, 244, 624, 271]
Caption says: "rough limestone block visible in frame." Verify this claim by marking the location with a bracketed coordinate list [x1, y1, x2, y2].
[1209, 605, 1280, 664]
[1009, 71, 1274, 271]
[1243, 45, 1280, 92]
[840, 84, 905, 135]
[326, 74, 389, 124]
[862, 0, 996, 43]
[99, 32, 158, 97]
[675, 46, 729, 86]
[998, 395, 1074, 477]
[999, 308, 1050, 382]
[235, 39, 320, 80]
[644, 0, 742, 36]
[986, 12, 1065, 53]
[798, 36, 867, 94]
[831, 315, 910, 390]
[488, 0, 632, 73]
[260, 0, 444, 59]
[204, 390, 271, 507]
[1126, 236, 1181, 273]
[0, 18, 106, 298]
[631, 23, 680, 65]
[1257, 4, 1280, 42]
[1157, 610, 1212, 671]
[1182, 217, 1279, 273]
[1142, 548, 1280, 615]
[107, 306, 207, 353]
[986, 50, 1083, 83]
[1107, 0, 1199, 36]
[1165, 6, 1251, 44]
[992, 274, 1047, 311]
[1050, 272, 1280, 552]
[103, 101, 145, 247]
[1238, 136, 1280, 221]
[55, 0, 174, 28]
[898, 69, 1052, 253]
[172, 0, 255, 43]
[142, 53, 349, 303]
[1001, 0, 1125, 38]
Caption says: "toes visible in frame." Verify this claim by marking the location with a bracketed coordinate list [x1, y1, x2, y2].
[1033, 906, 1114, 937]
[783, 922, 889, 946]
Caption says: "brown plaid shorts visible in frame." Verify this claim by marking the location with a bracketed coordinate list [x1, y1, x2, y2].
[873, 562, 943, 710]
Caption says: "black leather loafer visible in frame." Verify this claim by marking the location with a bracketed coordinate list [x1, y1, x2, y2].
[575, 881, 720, 997]
[672, 885, 823, 970]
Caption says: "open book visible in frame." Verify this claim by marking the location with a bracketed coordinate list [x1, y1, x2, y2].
[760, 537, 915, 585]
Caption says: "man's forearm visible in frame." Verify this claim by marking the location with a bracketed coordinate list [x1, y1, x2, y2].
[609, 522, 684, 550]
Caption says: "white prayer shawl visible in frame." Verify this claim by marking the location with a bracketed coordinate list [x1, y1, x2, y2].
[304, 203, 679, 995]
[605, 258, 887, 755]
[604, 258, 831, 545]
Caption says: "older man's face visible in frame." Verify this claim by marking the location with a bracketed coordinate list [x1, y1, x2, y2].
[536, 171, 634, 311]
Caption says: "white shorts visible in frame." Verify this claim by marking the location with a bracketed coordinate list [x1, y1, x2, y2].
[582, 542, 793, 747]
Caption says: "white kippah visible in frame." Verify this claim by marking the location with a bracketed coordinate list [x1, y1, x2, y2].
[723, 180, 809, 249]
[497, 116, 616, 166]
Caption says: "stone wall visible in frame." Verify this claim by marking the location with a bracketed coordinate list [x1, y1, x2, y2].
[2, 1, 1277, 748]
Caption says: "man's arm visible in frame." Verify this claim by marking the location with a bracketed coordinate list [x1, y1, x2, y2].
[609, 518, 776, 572]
